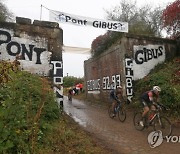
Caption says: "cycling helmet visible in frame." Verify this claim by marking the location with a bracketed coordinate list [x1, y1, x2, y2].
[153, 86, 161, 92]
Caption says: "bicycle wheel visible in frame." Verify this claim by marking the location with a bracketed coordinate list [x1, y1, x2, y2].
[154, 116, 172, 138]
[133, 112, 145, 131]
[118, 107, 126, 122]
[108, 105, 115, 119]
[68, 94, 72, 101]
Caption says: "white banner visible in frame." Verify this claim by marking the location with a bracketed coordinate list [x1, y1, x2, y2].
[49, 10, 128, 33]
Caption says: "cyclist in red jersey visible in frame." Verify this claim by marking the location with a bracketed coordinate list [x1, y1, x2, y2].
[139, 86, 161, 126]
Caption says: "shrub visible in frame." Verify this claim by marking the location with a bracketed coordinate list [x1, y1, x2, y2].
[0, 62, 60, 153]
[91, 31, 123, 57]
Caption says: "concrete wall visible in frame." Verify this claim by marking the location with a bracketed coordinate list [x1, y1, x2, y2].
[0, 17, 63, 105]
[85, 43, 125, 101]
[84, 34, 177, 102]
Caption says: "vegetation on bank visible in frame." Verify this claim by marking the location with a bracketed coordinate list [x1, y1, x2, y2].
[0, 61, 60, 153]
[0, 62, 108, 154]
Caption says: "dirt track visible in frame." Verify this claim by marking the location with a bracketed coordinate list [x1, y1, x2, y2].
[63, 97, 180, 154]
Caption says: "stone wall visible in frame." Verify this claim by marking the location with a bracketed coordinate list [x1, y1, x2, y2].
[84, 34, 177, 102]
[0, 17, 64, 105]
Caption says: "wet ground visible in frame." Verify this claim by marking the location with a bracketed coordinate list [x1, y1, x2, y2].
[63, 97, 180, 154]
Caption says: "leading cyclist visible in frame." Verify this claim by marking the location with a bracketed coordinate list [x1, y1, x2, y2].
[139, 86, 161, 126]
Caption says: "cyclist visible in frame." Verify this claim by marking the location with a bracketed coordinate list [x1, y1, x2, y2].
[68, 88, 73, 101]
[139, 86, 161, 126]
[110, 86, 123, 117]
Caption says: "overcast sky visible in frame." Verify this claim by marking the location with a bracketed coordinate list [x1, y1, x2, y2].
[4, 0, 175, 77]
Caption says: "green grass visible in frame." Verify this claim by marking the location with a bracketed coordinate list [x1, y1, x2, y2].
[0, 62, 60, 153]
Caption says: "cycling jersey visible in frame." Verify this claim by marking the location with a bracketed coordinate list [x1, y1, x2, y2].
[110, 89, 119, 101]
[141, 90, 159, 107]
[68, 89, 73, 95]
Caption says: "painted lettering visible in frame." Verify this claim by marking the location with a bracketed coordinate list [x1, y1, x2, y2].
[0, 30, 11, 45]
[6, 41, 21, 56]
[111, 75, 116, 89]
[115, 75, 121, 88]
[51, 61, 63, 107]
[125, 58, 133, 101]
[103, 77, 107, 89]
[135, 46, 164, 65]
[87, 79, 100, 91]
[88, 74, 121, 91]
[21, 44, 34, 61]
[51, 61, 63, 84]
[103, 75, 121, 90]
[0, 29, 46, 64]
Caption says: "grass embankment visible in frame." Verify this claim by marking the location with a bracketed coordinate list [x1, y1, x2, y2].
[0, 61, 109, 154]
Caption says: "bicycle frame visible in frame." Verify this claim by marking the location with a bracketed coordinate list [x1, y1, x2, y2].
[149, 113, 157, 123]
[149, 107, 162, 126]
[108, 102, 126, 122]
[134, 103, 172, 136]
[115, 103, 121, 113]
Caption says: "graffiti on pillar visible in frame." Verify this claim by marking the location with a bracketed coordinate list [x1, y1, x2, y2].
[125, 58, 133, 101]
[102, 74, 121, 90]
[50, 61, 63, 84]
[87, 74, 121, 94]
[87, 79, 100, 94]
[51, 61, 63, 105]
[133, 45, 165, 80]
[0, 28, 63, 105]
[0, 28, 52, 76]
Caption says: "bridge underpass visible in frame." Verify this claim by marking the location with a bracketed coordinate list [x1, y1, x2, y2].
[62, 45, 90, 77]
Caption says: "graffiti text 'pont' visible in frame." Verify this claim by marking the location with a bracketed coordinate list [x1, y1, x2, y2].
[0, 30, 46, 64]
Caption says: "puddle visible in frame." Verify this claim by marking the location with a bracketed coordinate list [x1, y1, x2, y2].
[63, 96, 87, 127]
[72, 115, 87, 127]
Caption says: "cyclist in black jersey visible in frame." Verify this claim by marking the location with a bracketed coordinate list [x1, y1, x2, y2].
[110, 86, 123, 117]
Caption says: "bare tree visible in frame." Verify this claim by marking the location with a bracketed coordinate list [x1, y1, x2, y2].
[0, 0, 13, 22]
[105, 0, 163, 37]
[162, 0, 180, 39]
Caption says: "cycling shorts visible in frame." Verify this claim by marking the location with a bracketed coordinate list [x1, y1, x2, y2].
[141, 99, 151, 108]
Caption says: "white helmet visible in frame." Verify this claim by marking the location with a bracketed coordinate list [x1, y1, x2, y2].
[153, 86, 161, 92]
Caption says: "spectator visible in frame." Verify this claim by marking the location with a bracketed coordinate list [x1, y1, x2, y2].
[79, 83, 83, 93]
[73, 87, 78, 95]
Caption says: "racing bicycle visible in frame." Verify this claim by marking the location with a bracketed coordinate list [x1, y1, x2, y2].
[133, 103, 172, 138]
[68, 93, 72, 101]
[108, 101, 126, 122]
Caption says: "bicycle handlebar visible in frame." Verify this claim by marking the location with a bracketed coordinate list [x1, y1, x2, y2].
[153, 102, 169, 111]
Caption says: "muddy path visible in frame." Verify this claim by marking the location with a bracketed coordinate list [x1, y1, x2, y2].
[63, 97, 180, 154]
